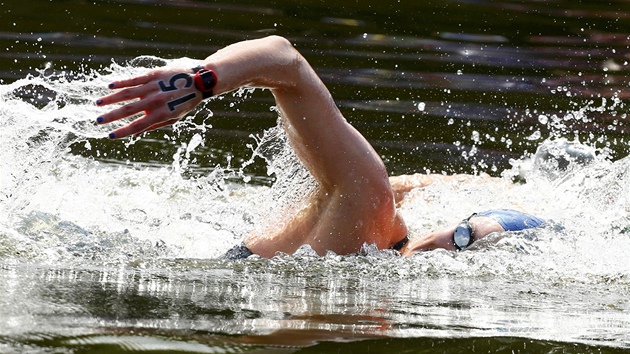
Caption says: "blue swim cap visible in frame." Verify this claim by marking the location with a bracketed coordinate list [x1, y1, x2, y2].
[476, 209, 544, 232]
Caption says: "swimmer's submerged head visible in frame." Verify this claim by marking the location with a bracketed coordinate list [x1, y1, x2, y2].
[452, 209, 545, 251]
[452, 214, 476, 250]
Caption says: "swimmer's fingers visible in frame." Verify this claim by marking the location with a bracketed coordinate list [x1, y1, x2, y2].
[107, 96, 199, 139]
[107, 109, 171, 139]
[108, 72, 156, 91]
[100, 93, 200, 139]
[97, 96, 158, 126]
[96, 67, 204, 139]
[96, 69, 168, 107]
[96, 82, 155, 107]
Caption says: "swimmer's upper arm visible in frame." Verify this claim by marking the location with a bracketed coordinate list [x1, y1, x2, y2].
[259, 37, 401, 236]
[206, 36, 400, 241]
[244, 36, 390, 194]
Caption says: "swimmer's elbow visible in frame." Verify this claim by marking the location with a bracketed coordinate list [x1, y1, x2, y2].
[261, 36, 311, 92]
[265, 35, 293, 52]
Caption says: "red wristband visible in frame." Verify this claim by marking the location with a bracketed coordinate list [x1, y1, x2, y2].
[193, 69, 217, 99]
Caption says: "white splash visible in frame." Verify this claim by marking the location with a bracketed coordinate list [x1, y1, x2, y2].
[0, 59, 628, 290]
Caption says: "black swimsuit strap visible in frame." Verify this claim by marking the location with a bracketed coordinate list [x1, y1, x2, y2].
[225, 235, 411, 259]
[390, 235, 410, 251]
[222, 243, 254, 260]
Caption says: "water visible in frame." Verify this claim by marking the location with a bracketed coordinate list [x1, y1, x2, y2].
[1, 0, 630, 352]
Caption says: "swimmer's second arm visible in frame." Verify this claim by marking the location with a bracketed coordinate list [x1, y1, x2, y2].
[95, 35, 306, 139]
[389, 173, 505, 204]
[401, 215, 505, 255]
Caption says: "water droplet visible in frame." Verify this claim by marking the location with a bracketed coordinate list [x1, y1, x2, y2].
[527, 130, 541, 140]
[538, 114, 548, 124]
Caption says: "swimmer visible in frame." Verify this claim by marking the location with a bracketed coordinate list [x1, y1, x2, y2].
[95, 36, 544, 258]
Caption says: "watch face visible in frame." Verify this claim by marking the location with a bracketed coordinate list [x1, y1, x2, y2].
[453, 219, 473, 250]
[200, 71, 216, 90]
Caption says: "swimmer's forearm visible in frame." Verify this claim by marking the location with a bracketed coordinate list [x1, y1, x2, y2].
[197, 36, 305, 96]
[95, 36, 307, 139]
[390, 173, 505, 203]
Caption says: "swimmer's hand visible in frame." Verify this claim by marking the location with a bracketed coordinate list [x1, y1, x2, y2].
[401, 228, 458, 255]
[95, 67, 204, 139]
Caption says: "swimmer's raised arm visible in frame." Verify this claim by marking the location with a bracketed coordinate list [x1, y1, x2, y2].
[98, 36, 387, 192]
[97, 36, 407, 257]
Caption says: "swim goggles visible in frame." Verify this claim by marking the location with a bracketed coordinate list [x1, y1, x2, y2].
[453, 213, 477, 251]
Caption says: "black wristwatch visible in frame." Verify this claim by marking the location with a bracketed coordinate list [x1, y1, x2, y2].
[191, 66, 217, 99]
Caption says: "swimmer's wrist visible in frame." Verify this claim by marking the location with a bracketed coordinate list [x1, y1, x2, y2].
[191, 66, 217, 99]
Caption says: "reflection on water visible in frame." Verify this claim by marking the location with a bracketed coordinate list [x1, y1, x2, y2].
[2, 250, 629, 351]
[1, 0, 630, 352]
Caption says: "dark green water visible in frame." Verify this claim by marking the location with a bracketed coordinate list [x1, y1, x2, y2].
[1, 0, 630, 353]
[4, 0, 630, 178]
